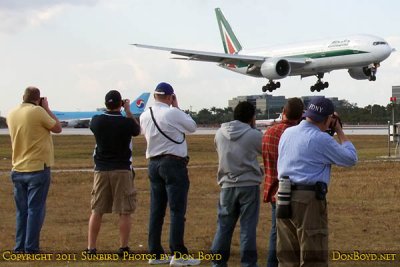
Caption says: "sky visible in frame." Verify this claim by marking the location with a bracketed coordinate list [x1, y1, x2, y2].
[0, 0, 399, 116]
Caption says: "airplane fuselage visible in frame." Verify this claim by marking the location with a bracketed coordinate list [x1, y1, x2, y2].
[227, 34, 392, 77]
[53, 92, 150, 127]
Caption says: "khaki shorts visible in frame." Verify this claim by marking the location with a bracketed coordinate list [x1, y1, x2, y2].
[91, 170, 136, 214]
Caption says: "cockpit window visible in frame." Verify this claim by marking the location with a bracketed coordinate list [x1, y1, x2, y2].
[373, 41, 387, 45]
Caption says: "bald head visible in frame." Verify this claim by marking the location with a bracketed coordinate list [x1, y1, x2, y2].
[23, 86, 40, 104]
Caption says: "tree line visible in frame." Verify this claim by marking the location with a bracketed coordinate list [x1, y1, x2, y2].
[186, 100, 399, 126]
[0, 101, 398, 128]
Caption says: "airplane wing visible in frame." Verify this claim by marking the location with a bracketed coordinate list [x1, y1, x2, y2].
[133, 44, 265, 65]
[133, 44, 309, 67]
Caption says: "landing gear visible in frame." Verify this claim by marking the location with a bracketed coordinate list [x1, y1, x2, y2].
[367, 63, 379, 81]
[262, 80, 281, 92]
[310, 73, 329, 92]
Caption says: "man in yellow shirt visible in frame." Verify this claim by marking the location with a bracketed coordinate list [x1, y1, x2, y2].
[7, 86, 62, 253]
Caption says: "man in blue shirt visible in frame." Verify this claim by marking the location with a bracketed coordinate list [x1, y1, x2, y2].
[276, 96, 357, 267]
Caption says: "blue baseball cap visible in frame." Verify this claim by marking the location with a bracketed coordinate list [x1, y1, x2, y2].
[304, 96, 334, 122]
[154, 82, 174, 95]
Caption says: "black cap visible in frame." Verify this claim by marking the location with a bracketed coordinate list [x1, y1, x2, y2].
[105, 90, 122, 104]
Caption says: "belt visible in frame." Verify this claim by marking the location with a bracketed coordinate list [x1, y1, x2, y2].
[291, 184, 316, 191]
[150, 154, 188, 162]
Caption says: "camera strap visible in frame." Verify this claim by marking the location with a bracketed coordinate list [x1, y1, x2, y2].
[149, 107, 185, 144]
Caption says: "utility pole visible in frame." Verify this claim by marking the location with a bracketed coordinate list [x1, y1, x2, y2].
[390, 96, 397, 125]
[388, 97, 397, 157]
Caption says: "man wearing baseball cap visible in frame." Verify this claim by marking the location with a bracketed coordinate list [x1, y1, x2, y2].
[276, 96, 357, 267]
[86, 89, 140, 257]
[140, 82, 199, 266]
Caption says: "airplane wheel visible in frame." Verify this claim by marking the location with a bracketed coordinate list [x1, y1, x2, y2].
[262, 86, 267, 92]
[310, 86, 315, 92]
[371, 76, 376, 81]
[276, 82, 281, 88]
[324, 82, 329, 88]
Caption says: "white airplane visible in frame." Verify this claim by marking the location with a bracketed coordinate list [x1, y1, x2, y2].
[133, 8, 395, 93]
[54, 92, 150, 128]
[256, 113, 283, 128]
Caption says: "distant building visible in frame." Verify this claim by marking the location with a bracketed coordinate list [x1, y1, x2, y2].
[392, 86, 400, 104]
[228, 94, 341, 116]
[228, 94, 286, 115]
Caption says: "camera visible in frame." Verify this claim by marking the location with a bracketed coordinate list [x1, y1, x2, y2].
[276, 176, 292, 219]
[121, 99, 128, 106]
[326, 114, 343, 136]
[39, 97, 45, 106]
[315, 181, 328, 200]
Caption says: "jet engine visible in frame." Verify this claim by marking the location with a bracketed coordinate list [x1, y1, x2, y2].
[260, 58, 291, 80]
[348, 66, 375, 80]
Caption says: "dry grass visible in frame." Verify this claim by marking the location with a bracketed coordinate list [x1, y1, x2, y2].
[0, 135, 399, 266]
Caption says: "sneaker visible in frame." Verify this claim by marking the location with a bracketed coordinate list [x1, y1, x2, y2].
[84, 248, 97, 255]
[148, 256, 171, 265]
[117, 246, 130, 259]
[169, 255, 201, 266]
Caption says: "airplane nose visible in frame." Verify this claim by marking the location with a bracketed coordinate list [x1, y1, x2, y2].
[387, 43, 395, 53]
[383, 44, 394, 59]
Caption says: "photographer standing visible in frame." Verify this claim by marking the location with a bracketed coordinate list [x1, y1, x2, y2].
[140, 82, 199, 266]
[276, 96, 357, 267]
[7, 86, 62, 253]
[87, 90, 140, 256]
[211, 101, 263, 267]
[262, 98, 304, 267]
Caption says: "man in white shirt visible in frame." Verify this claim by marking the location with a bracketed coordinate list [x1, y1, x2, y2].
[140, 82, 199, 266]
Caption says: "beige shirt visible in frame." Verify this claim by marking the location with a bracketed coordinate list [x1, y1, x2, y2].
[7, 103, 56, 172]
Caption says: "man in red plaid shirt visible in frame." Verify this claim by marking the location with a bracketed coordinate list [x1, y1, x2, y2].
[262, 98, 304, 267]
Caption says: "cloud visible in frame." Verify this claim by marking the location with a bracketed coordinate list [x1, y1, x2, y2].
[0, 0, 99, 11]
[0, 0, 100, 34]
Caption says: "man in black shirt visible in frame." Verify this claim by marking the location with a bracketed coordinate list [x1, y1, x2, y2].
[86, 90, 140, 256]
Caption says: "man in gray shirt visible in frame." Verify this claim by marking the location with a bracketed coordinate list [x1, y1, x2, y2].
[211, 101, 263, 267]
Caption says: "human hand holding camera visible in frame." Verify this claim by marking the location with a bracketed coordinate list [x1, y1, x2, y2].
[171, 94, 179, 108]
[332, 113, 343, 134]
[39, 97, 50, 110]
[326, 112, 343, 136]
[122, 99, 130, 111]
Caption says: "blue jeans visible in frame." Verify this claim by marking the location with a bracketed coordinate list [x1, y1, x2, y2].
[148, 157, 189, 257]
[211, 186, 260, 267]
[267, 202, 278, 267]
[11, 167, 51, 253]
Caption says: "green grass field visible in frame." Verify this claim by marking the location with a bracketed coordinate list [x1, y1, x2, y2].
[0, 134, 399, 266]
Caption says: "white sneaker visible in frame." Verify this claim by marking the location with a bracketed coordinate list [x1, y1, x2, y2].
[169, 255, 201, 266]
[149, 256, 171, 265]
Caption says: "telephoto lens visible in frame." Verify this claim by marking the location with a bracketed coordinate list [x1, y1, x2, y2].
[276, 176, 292, 219]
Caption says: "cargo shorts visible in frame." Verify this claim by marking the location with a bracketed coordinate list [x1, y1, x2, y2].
[91, 170, 136, 214]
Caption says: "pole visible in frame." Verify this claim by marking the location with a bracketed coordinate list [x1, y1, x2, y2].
[392, 103, 395, 127]
[388, 121, 391, 157]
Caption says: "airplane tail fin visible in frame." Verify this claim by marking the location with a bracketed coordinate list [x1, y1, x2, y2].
[215, 8, 242, 54]
[130, 92, 150, 116]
